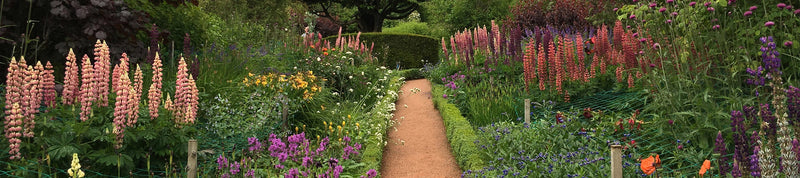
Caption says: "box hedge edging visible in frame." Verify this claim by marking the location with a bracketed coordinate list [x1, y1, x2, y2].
[431, 84, 486, 171]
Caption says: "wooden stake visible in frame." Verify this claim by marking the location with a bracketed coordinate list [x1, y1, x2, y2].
[187, 139, 197, 178]
[611, 145, 623, 178]
[524, 99, 530, 125]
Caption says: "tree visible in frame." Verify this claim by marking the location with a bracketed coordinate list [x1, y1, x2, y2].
[304, 0, 427, 32]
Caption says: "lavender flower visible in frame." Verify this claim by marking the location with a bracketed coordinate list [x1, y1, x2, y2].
[731, 158, 742, 177]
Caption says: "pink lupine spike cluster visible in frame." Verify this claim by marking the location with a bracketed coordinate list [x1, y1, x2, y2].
[79, 55, 95, 121]
[22, 62, 44, 137]
[128, 65, 143, 126]
[93, 40, 112, 107]
[112, 67, 132, 150]
[112, 53, 130, 93]
[4, 57, 23, 160]
[171, 57, 199, 125]
[42, 62, 57, 108]
[62, 49, 80, 105]
[148, 53, 163, 119]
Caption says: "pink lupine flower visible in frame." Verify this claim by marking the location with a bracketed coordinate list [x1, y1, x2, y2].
[113, 70, 131, 149]
[62, 49, 80, 105]
[5, 103, 23, 159]
[163, 95, 173, 113]
[42, 61, 57, 108]
[128, 65, 144, 126]
[93, 40, 112, 107]
[113, 53, 130, 92]
[174, 57, 190, 124]
[23, 62, 44, 138]
[79, 54, 95, 122]
[148, 53, 163, 119]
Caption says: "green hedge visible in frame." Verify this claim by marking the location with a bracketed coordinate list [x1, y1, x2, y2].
[325, 33, 439, 69]
[398, 68, 425, 80]
[431, 84, 486, 171]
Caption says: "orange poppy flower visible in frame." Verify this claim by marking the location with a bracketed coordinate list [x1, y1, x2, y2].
[323, 52, 329, 56]
[654, 155, 661, 168]
[699, 160, 711, 177]
[640, 155, 656, 175]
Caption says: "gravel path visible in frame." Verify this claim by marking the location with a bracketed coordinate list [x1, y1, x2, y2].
[380, 79, 462, 178]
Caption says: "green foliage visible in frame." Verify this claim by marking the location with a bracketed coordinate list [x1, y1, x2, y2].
[383, 22, 443, 37]
[327, 32, 440, 69]
[431, 84, 486, 171]
[445, 0, 516, 33]
[127, 0, 220, 50]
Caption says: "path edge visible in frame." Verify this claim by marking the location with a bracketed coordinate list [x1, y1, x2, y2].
[430, 83, 486, 171]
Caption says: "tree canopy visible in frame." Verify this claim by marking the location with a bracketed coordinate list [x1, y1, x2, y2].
[304, 0, 427, 32]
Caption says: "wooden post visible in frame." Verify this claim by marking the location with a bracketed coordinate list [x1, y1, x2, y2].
[524, 99, 530, 125]
[187, 139, 197, 178]
[611, 145, 623, 178]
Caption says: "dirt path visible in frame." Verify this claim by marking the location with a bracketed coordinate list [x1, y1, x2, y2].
[380, 79, 462, 178]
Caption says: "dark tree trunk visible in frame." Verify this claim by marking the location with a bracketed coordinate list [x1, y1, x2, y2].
[356, 8, 384, 32]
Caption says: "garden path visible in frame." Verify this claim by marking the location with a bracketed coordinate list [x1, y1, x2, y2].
[380, 79, 462, 177]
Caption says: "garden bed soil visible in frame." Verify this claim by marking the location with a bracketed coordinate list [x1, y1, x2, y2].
[380, 79, 462, 177]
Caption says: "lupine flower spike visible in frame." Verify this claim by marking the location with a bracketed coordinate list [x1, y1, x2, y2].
[42, 61, 57, 108]
[63, 49, 80, 105]
[79, 55, 95, 121]
[148, 53, 163, 119]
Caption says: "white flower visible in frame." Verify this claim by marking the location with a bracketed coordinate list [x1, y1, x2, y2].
[317, 57, 321, 61]
[380, 66, 386, 70]
[349, 76, 353, 79]
[349, 88, 354, 92]
[346, 51, 353, 55]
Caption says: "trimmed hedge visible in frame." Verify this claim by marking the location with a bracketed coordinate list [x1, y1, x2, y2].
[398, 68, 426, 80]
[325, 33, 439, 69]
[431, 84, 486, 171]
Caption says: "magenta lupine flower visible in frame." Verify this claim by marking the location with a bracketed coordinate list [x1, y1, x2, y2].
[751, 146, 761, 176]
[659, 7, 667, 12]
[689, 2, 696, 6]
[785, 41, 793, 47]
[778, 3, 786, 9]
[744, 11, 753, 16]
[715, 131, 730, 174]
[750, 6, 758, 11]
[765, 21, 775, 27]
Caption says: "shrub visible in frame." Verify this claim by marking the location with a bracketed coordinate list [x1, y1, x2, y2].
[127, 0, 221, 52]
[326, 33, 439, 69]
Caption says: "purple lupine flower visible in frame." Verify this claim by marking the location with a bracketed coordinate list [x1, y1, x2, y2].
[221, 173, 230, 178]
[751, 146, 762, 177]
[269, 134, 287, 157]
[785, 41, 793, 47]
[333, 165, 344, 177]
[746, 66, 766, 86]
[744, 11, 753, 16]
[248, 137, 263, 152]
[760, 104, 777, 139]
[760, 36, 781, 75]
[317, 137, 329, 154]
[217, 155, 229, 170]
[689, 2, 696, 6]
[659, 7, 667, 12]
[732, 158, 743, 177]
[230, 161, 240, 175]
[750, 6, 758, 11]
[778, 3, 787, 9]
[788, 86, 800, 123]
[715, 131, 730, 175]
[285, 168, 300, 178]
[764, 21, 775, 27]
[731, 110, 750, 172]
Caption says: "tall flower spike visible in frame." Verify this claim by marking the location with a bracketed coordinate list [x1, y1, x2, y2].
[128, 65, 143, 126]
[79, 55, 95, 122]
[5, 103, 23, 159]
[758, 126, 777, 177]
[23, 62, 43, 138]
[63, 49, 80, 105]
[113, 68, 131, 149]
[93, 40, 112, 107]
[42, 61, 57, 108]
[714, 131, 729, 175]
[5, 57, 21, 117]
[174, 57, 190, 124]
[148, 53, 163, 119]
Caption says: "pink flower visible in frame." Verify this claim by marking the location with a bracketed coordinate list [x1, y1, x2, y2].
[649, 2, 657, 8]
[689, 2, 696, 7]
[93, 40, 111, 107]
[712, 25, 721, 30]
[750, 6, 758, 11]
[704, 2, 711, 7]
[613, 8, 619, 11]
[795, 9, 800, 15]
[62, 49, 80, 105]
[442, 94, 447, 98]
[671, 12, 678, 16]
[148, 53, 163, 119]
[42, 62, 57, 108]
[744, 11, 753, 16]
[659, 7, 667, 12]
[765, 21, 775, 27]
[79, 54, 95, 122]
[787, 5, 793, 10]
[629, 14, 636, 19]
[666, 20, 672, 23]
[666, 0, 673, 3]
[786, 41, 794, 47]
[707, 7, 715, 11]
[777, 3, 786, 9]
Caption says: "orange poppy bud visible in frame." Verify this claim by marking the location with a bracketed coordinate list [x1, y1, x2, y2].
[699, 160, 711, 176]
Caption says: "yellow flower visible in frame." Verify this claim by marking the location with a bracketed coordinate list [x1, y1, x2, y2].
[356, 123, 360, 129]
[321, 105, 326, 110]
[342, 121, 345, 127]
[323, 121, 327, 127]
[348, 115, 351, 119]
[295, 127, 299, 132]
[248, 73, 254, 77]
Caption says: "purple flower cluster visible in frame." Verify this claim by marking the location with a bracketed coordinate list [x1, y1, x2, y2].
[760, 36, 781, 75]
[248, 137, 263, 152]
[788, 86, 800, 123]
[751, 146, 761, 177]
[731, 110, 750, 171]
[442, 72, 466, 90]
[714, 131, 729, 175]
[746, 66, 765, 86]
